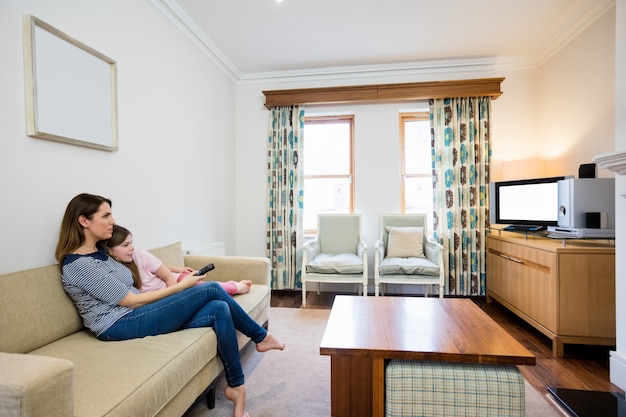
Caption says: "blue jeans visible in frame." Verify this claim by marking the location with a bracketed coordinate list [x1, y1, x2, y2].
[98, 282, 267, 387]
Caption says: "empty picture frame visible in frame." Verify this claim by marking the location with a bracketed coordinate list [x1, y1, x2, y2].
[23, 15, 118, 151]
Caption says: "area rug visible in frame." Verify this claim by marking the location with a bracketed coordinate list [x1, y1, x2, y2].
[185, 307, 559, 417]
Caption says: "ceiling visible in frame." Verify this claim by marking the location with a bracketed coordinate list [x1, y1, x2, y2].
[154, 0, 614, 81]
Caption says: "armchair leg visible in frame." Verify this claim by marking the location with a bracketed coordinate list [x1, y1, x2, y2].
[302, 282, 307, 306]
[375, 284, 379, 296]
[439, 284, 445, 298]
[362, 283, 368, 297]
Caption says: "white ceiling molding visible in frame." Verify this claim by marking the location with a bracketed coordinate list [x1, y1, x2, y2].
[152, 0, 615, 85]
[531, 0, 616, 67]
[150, 0, 241, 82]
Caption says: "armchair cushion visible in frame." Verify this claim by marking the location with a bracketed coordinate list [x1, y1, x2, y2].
[306, 253, 364, 274]
[385, 226, 425, 258]
[379, 257, 440, 276]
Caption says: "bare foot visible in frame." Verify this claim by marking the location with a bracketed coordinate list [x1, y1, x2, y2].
[256, 332, 285, 352]
[224, 385, 248, 417]
[236, 280, 252, 295]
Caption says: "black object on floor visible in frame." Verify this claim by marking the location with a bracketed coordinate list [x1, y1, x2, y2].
[548, 387, 626, 417]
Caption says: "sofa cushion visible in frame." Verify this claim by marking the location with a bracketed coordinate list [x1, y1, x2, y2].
[379, 257, 440, 276]
[148, 241, 185, 267]
[306, 253, 364, 274]
[30, 328, 216, 417]
[385, 226, 425, 258]
[0, 265, 83, 353]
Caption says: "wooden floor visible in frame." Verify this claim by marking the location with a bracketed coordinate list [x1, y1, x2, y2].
[271, 290, 624, 396]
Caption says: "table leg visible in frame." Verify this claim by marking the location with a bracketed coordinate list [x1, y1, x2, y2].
[372, 358, 385, 417]
[329, 355, 374, 416]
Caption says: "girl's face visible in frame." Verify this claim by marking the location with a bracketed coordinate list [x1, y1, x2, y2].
[107, 234, 134, 263]
[80, 202, 115, 241]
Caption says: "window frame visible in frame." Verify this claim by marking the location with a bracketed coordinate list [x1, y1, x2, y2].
[400, 111, 432, 213]
[303, 115, 355, 235]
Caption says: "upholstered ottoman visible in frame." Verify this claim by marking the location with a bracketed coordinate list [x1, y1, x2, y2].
[385, 360, 525, 417]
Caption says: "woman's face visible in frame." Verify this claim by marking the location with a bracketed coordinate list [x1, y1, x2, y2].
[80, 202, 115, 241]
[108, 234, 134, 263]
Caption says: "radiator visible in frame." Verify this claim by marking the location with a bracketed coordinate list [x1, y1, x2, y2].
[184, 242, 225, 256]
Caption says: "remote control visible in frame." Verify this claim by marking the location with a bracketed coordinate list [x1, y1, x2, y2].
[194, 263, 215, 276]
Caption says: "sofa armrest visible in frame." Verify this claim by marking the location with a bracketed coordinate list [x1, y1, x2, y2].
[183, 255, 271, 286]
[0, 352, 74, 417]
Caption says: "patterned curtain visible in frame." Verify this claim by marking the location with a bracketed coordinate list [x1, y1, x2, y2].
[266, 106, 305, 289]
[430, 97, 491, 296]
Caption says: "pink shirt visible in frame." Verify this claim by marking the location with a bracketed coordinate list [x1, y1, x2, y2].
[133, 249, 175, 293]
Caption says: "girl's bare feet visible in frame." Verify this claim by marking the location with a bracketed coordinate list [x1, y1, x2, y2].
[224, 384, 248, 417]
[236, 280, 253, 294]
[256, 332, 285, 352]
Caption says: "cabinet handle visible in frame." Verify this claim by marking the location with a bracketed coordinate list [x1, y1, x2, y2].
[499, 254, 523, 264]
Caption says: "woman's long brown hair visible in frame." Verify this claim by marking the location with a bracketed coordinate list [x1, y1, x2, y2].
[55, 193, 112, 269]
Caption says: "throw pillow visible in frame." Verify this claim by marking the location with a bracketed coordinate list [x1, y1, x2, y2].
[385, 226, 425, 258]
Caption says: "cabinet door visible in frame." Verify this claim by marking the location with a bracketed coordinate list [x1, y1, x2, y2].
[518, 247, 557, 333]
[487, 236, 557, 332]
[487, 239, 523, 309]
[559, 253, 616, 338]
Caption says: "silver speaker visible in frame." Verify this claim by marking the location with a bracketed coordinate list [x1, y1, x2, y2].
[557, 178, 615, 228]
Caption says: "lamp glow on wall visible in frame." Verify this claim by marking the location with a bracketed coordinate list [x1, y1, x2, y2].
[500, 158, 547, 181]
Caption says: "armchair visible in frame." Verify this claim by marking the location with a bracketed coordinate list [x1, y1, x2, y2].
[301, 214, 368, 306]
[374, 214, 445, 297]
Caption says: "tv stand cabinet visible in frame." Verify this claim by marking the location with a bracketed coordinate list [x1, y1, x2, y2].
[486, 232, 615, 357]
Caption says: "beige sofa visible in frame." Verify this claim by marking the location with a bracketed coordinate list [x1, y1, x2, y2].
[0, 242, 272, 417]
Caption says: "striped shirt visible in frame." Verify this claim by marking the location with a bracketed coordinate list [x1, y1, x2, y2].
[61, 249, 139, 336]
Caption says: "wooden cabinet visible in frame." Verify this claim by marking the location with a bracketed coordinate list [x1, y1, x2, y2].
[486, 232, 615, 356]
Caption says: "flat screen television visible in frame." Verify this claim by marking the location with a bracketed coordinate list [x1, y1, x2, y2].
[489, 176, 570, 228]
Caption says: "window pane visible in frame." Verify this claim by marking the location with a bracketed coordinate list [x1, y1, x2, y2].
[404, 177, 433, 214]
[404, 120, 431, 174]
[303, 123, 351, 175]
[303, 178, 351, 231]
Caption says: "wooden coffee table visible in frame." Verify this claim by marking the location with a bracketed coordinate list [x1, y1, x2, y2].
[319, 295, 535, 417]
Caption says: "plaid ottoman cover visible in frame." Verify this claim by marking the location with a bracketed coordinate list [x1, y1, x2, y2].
[385, 360, 525, 417]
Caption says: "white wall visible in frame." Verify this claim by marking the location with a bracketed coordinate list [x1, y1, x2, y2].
[610, 0, 626, 392]
[0, 0, 237, 274]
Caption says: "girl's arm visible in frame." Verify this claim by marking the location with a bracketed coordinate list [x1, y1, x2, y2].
[154, 264, 180, 287]
[118, 273, 204, 309]
[166, 264, 194, 274]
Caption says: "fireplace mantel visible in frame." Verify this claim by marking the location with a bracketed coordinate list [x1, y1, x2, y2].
[593, 149, 626, 200]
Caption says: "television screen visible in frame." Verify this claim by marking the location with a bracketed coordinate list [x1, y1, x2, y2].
[489, 176, 569, 227]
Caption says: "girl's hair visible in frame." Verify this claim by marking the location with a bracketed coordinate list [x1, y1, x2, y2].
[55, 193, 112, 268]
[104, 224, 142, 290]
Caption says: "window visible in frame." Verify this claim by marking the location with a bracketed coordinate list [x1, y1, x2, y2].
[302, 116, 354, 233]
[401, 112, 433, 230]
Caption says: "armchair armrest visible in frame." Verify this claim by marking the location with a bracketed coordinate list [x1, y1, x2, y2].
[374, 239, 385, 263]
[302, 238, 320, 265]
[184, 255, 271, 286]
[357, 238, 368, 259]
[0, 352, 74, 417]
[424, 238, 444, 265]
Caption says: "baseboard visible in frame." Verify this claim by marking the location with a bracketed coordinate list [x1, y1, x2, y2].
[611, 350, 626, 391]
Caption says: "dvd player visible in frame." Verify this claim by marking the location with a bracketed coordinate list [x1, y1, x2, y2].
[547, 226, 615, 239]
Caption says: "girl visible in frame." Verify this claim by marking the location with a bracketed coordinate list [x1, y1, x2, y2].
[55, 193, 284, 417]
[104, 224, 252, 295]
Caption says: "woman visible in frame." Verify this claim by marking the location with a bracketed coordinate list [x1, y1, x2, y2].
[104, 224, 252, 295]
[55, 193, 283, 417]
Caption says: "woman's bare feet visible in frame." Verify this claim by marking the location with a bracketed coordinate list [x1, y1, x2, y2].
[256, 332, 285, 352]
[224, 385, 248, 417]
[236, 280, 253, 295]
